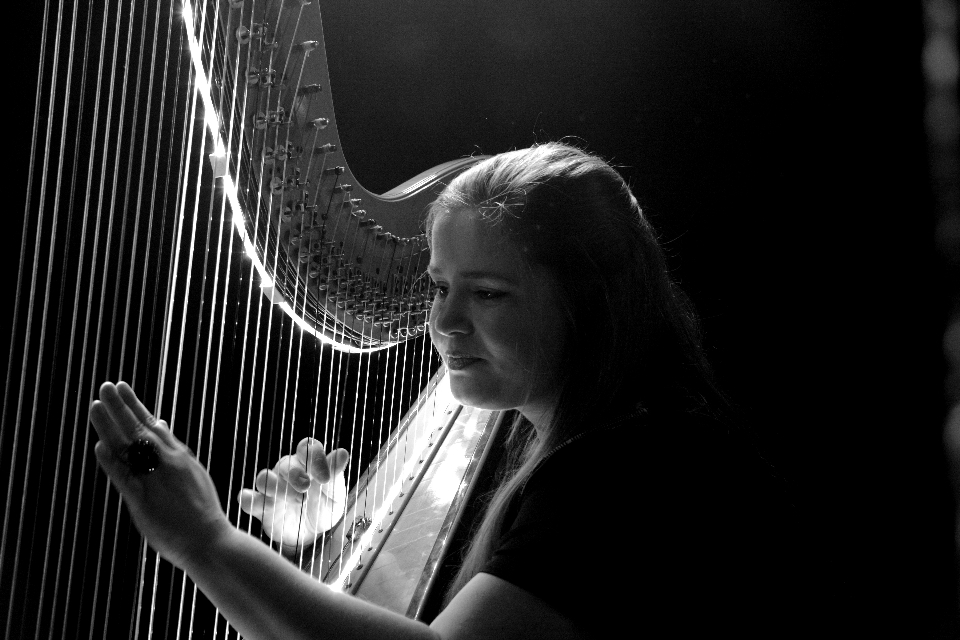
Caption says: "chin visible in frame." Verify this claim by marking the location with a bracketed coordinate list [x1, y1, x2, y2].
[448, 378, 520, 412]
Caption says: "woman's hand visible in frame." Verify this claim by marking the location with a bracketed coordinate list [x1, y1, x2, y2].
[89, 381, 232, 570]
[238, 437, 349, 554]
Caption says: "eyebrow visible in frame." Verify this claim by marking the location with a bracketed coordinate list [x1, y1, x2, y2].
[427, 265, 519, 285]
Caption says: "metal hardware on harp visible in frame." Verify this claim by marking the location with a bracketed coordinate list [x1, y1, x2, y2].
[189, 0, 489, 351]
[4, 1, 490, 638]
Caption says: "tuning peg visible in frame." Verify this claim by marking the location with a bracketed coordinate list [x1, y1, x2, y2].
[259, 69, 277, 87]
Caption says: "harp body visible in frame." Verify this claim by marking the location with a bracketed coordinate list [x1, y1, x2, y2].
[314, 371, 505, 617]
[3, 1, 490, 637]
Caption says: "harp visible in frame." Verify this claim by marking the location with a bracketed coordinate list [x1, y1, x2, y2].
[3, 1, 499, 636]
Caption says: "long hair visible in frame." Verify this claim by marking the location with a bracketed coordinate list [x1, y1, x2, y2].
[426, 142, 727, 603]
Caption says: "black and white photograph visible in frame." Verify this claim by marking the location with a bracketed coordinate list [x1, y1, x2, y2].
[3, 1, 956, 638]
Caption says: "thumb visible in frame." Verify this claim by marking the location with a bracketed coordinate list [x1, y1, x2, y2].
[237, 488, 267, 518]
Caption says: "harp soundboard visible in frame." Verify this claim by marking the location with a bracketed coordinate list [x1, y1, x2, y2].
[2, 1, 495, 637]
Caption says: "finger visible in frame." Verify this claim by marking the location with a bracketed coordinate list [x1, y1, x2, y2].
[298, 438, 331, 483]
[275, 455, 310, 492]
[328, 448, 349, 477]
[136, 417, 178, 451]
[286, 465, 311, 492]
[255, 469, 281, 495]
[116, 382, 158, 428]
[148, 419, 180, 449]
[115, 383, 179, 449]
[89, 400, 130, 453]
[238, 488, 267, 517]
[97, 382, 147, 443]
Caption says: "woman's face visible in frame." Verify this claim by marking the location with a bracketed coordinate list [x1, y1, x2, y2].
[427, 208, 567, 427]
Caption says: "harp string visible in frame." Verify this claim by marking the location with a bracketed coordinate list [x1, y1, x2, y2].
[344, 221, 380, 570]
[127, 0, 171, 398]
[6, 2, 456, 635]
[311, 260, 346, 572]
[38, 99, 85, 640]
[71, 2, 140, 636]
[133, 8, 187, 638]
[146, 4, 209, 633]
[172, 3, 236, 634]
[248, 1, 296, 567]
[182, 1, 237, 632]
[298, 296, 329, 571]
[101, 0, 160, 629]
[393, 251, 423, 482]
[115, 0, 155, 379]
[89, 4, 137, 625]
[2, 0, 64, 635]
[298, 46, 336, 574]
[159, 2, 205, 426]
[285, 53, 333, 570]
[341, 230, 398, 568]
[43, 3, 93, 635]
[207, 0, 252, 580]
[186, 1, 250, 632]
[229, 1, 269, 557]
[195, 3, 258, 635]
[58, 4, 118, 636]
[272, 3, 329, 554]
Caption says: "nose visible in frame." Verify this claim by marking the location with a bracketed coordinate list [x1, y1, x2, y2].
[429, 291, 472, 337]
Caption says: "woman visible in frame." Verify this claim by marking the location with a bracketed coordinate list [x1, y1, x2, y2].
[90, 143, 804, 639]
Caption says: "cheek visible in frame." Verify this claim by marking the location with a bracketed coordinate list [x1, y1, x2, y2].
[499, 319, 561, 378]
[427, 306, 445, 347]
[520, 312, 567, 384]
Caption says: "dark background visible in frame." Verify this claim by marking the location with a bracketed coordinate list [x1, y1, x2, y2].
[11, 0, 955, 637]
[317, 1, 954, 636]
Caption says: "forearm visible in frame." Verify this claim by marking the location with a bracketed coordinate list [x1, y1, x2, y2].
[183, 526, 440, 640]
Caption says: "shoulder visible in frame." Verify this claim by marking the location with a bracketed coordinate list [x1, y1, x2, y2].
[484, 409, 811, 637]
[528, 408, 781, 506]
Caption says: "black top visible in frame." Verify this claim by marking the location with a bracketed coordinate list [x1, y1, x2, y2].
[480, 409, 814, 638]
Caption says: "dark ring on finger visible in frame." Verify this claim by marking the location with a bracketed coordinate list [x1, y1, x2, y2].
[125, 438, 160, 475]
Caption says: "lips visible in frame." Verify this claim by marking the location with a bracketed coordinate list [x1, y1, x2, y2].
[445, 354, 482, 371]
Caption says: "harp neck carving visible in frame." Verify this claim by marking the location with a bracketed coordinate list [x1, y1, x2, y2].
[186, 0, 484, 351]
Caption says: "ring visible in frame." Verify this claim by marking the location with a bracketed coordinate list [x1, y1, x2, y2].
[125, 438, 160, 475]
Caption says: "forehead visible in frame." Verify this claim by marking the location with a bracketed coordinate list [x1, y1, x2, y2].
[427, 208, 521, 273]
